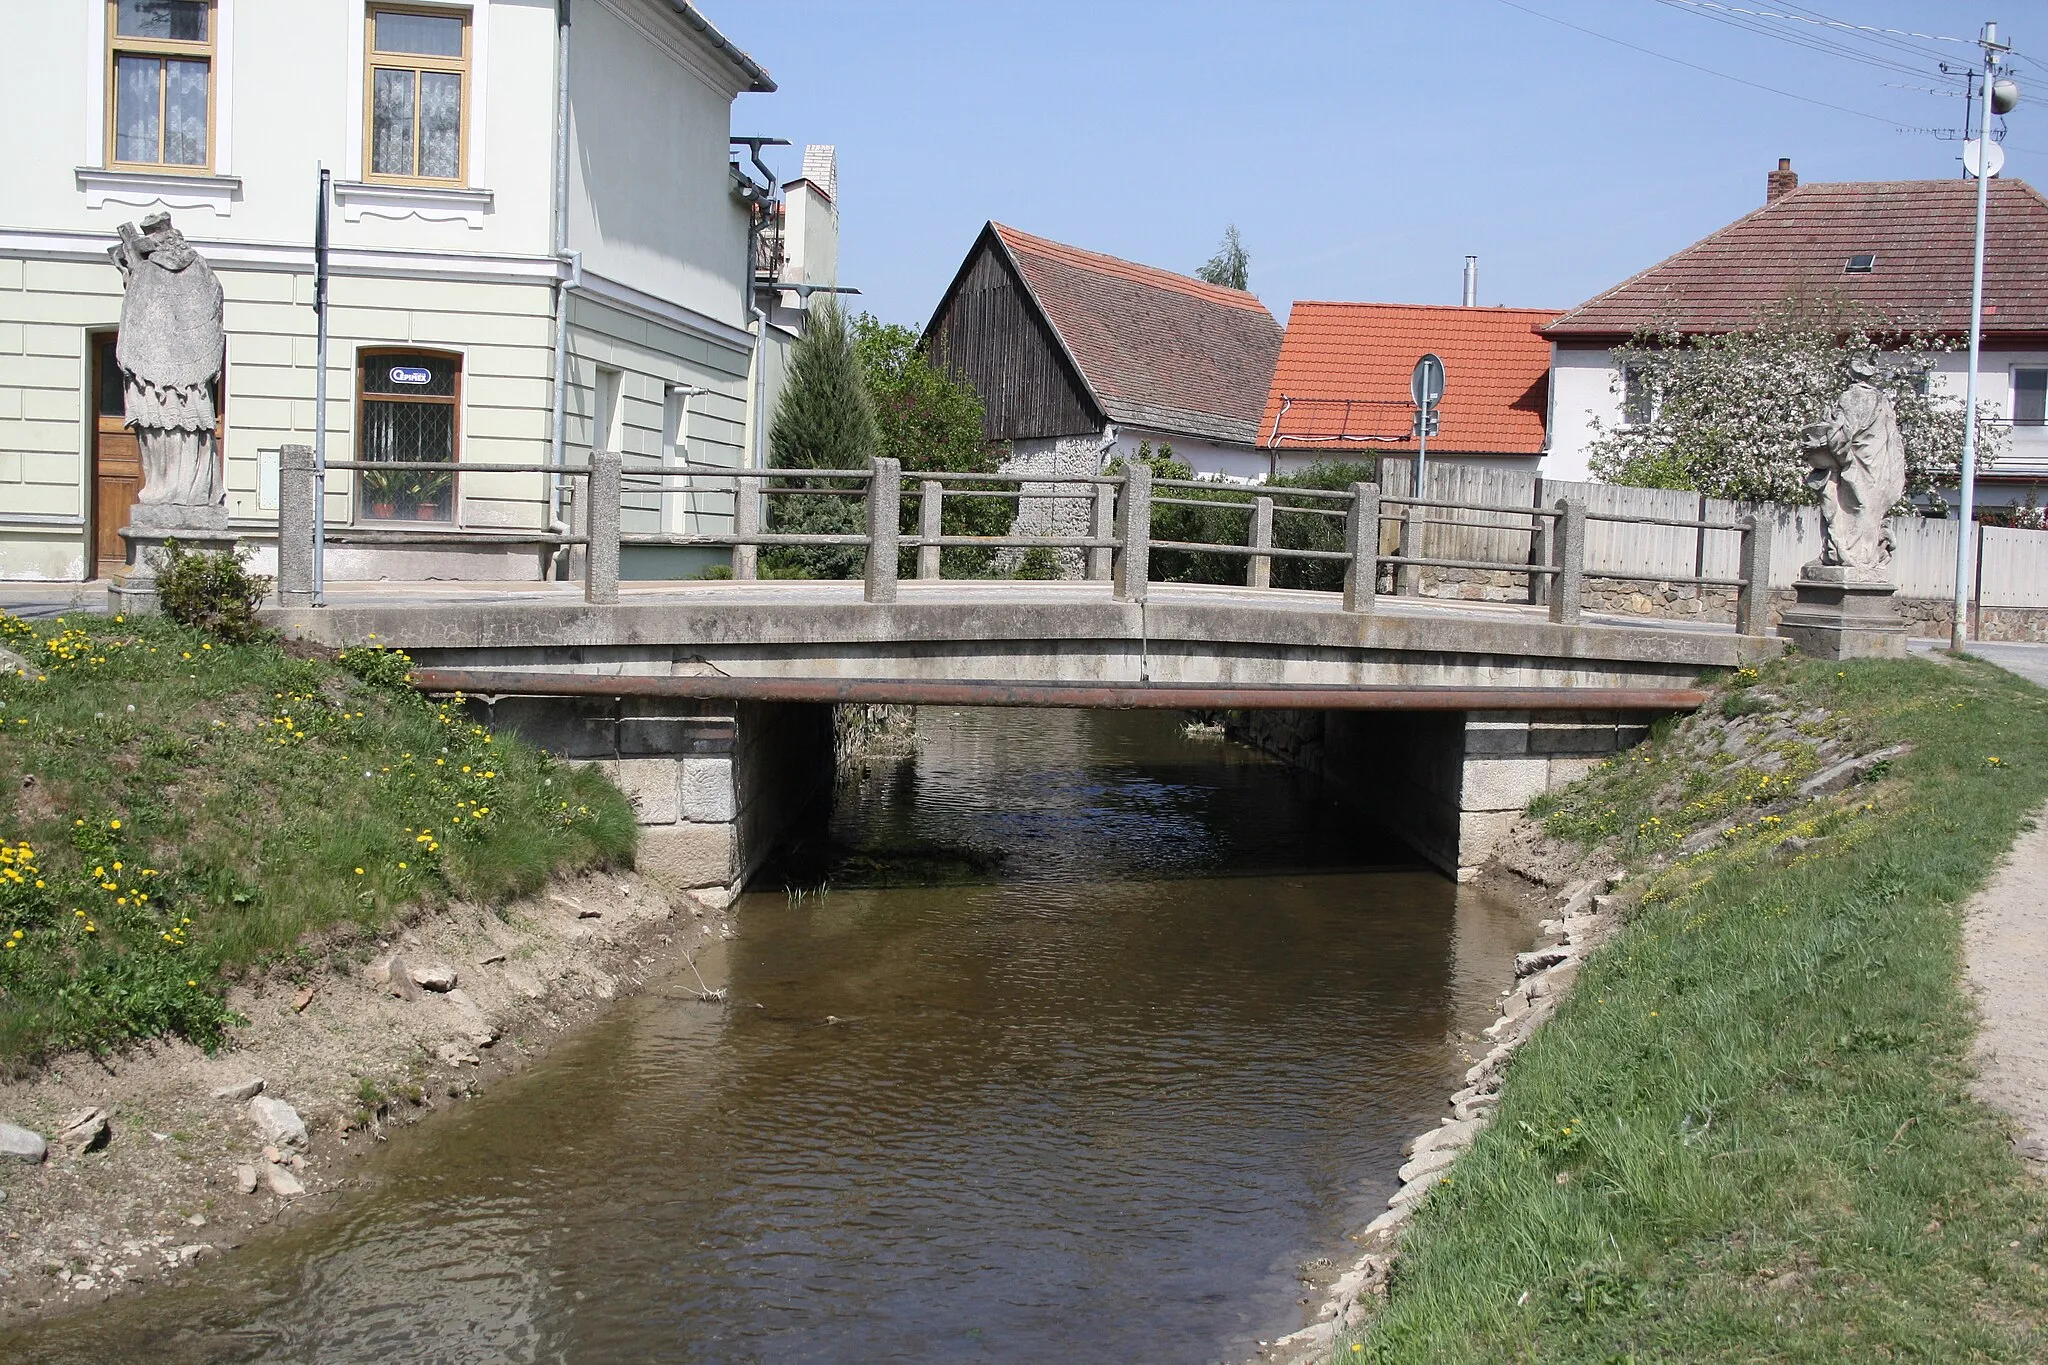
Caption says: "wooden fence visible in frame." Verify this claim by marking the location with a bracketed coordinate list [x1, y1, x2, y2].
[1381, 462, 2048, 606]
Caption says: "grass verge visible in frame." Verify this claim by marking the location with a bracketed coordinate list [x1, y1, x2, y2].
[0, 611, 635, 1069]
[1359, 654, 2048, 1362]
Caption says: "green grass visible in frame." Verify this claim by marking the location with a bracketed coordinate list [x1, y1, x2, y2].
[1357, 654, 2048, 1362]
[0, 610, 635, 1068]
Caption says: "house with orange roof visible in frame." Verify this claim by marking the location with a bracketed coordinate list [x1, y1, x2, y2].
[1544, 159, 2048, 502]
[1257, 302, 1561, 480]
[924, 223, 1284, 481]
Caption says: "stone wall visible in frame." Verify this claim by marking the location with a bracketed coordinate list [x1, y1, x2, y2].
[998, 435, 1106, 578]
[1225, 707, 1655, 879]
[467, 695, 834, 908]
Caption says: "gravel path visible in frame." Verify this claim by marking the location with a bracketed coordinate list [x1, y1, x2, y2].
[1965, 804, 2048, 1168]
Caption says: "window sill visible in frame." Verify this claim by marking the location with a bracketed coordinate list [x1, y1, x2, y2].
[332, 181, 493, 229]
[75, 167, 242, 217]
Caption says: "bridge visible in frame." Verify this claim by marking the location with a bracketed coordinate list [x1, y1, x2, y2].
[259, 451, 1782, 895]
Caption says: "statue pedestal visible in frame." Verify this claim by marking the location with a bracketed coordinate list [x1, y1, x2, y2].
[1776, 568, 1908, 661]
[108, 505, 236, 615]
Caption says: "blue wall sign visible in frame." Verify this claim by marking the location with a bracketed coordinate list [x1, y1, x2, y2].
[389, 366, 433, 386]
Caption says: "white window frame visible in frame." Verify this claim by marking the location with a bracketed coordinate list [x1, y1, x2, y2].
[1619, 364, 1656, 428]
[81, 0, 240, 217]
[2013, 365, 2048, 428]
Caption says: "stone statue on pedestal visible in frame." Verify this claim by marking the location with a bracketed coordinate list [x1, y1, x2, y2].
[105, 212, 236, 611]
[1797, 356, 1907, 583]
[110, 211, 226, 526]
[1778, 358, 1911, 659]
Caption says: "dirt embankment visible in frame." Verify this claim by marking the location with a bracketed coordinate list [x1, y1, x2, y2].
[0, 870, 730, 1325]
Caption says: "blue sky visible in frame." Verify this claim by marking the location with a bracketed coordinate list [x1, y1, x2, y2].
[710, 2, 2043, 328]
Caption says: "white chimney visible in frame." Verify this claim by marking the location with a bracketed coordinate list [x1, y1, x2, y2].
[801, 144, 837, 203]
[1462, 255, 1478, 307]
[782, 146, 840, 292]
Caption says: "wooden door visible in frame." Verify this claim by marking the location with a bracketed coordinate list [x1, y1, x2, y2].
[90, 334, 140, 577]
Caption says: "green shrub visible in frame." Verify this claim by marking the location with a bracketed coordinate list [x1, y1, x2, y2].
[153, 540, 273, 643]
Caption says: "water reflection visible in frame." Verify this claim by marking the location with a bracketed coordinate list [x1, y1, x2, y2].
[0, 708, 1534, 1364]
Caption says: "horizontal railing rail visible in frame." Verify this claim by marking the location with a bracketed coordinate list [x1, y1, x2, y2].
[270, 447, 1774, 634]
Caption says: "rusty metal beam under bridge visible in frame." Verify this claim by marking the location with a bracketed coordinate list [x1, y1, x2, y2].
[407, 669, 1707, 713]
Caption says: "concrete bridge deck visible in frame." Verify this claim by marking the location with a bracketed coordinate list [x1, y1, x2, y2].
[266, 577, 1780, 696]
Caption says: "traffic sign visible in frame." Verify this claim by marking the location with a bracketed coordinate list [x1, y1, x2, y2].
[1411, 353, 1445, 410]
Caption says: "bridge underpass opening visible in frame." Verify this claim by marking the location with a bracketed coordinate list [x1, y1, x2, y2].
[430, 674, 1692, 886]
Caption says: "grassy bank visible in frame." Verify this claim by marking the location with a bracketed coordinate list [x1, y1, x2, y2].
[1360, 655, 2048, 1361]
[0, 611, 634, 1068]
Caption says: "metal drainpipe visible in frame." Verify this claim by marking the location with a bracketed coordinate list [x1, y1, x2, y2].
[547, 0, 573, 561]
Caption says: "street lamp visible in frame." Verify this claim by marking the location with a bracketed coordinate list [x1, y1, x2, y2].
[1952, 22, 2019, 651]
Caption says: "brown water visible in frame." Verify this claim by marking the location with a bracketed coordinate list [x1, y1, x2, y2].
[0, 708, 1534, 1364]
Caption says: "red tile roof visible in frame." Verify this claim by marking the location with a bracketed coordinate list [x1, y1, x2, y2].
[1545, 178, 2048, 339]
[1258, 302, 1561, 455]
[991, 224, 1284, 446]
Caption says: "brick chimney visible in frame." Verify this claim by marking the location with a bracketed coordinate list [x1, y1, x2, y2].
[1767, 157, 1799, 203]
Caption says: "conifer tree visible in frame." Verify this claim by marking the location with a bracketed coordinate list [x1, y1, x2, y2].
[770, 300, 877, 471]
[1197, 225, 1250, 291]
[765, 301, 876, 577]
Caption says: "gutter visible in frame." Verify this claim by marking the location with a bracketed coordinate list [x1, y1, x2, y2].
[665, 1, 776, 92]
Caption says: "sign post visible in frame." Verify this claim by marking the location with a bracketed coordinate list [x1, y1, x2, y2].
[312, 165, 330, 607]
[1410, 353, 1445, 494]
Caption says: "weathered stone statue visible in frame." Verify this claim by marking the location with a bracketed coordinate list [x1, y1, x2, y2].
[1777, 357, 1910, 659]
[105, 212, 235, 612]
[1797, 357, 1907, 582]
[110, 211, 226, 528]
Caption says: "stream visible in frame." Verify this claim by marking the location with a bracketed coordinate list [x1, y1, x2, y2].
[0, 707, 1536, 1363]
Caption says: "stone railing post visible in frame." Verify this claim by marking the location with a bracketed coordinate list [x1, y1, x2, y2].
[1549, 498, 1585, 626]
[1397, 505, 1424, 596]
[917, 478, 943, 580]
[1113, 462, 1152, 603]
[1529, 507, 1553, 608]
[584, 448, 621, 605]
[277, 443, 315, 606]
[1736, 513, 1773, 636]
[865, 457, 901, 604]
[731, 472, 760, 580]
[1248, 494, 1274, 589]
[1343, 482, 1378, 614]
[1088, 482, 1116, 582]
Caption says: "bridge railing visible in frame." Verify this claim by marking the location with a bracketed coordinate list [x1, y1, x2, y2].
[274, 448, 1771, 633]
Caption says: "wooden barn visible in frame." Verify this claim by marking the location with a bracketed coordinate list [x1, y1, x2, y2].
[923, 223, 1284, 481]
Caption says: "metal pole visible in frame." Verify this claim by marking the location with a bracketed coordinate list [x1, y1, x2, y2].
[1414, 407, 1430, 499]
[548, 0, 573, 552]
[312, 165, 329, 606]
[1953, 22, 2003, 651]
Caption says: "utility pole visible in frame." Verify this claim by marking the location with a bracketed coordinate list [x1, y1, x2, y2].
[1952, 20, 2015, 651]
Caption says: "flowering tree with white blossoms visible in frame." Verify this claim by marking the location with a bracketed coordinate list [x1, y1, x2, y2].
[1587, 296, 2003, 510]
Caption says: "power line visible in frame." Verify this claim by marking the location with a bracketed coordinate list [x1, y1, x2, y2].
[1774, 2, 1959, 65]
[1650, 1, 1948, 81]
[1489, 0, 1918, 129]
[1655, 1, 1970, 49]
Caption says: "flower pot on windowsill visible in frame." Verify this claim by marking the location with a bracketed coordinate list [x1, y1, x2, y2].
[369, 501, 397, 519]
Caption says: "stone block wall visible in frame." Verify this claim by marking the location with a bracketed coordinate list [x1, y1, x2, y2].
[998, 435, 1106, 578]
[468, 695, 834, 907]
[1225, 707, 1656, 880]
